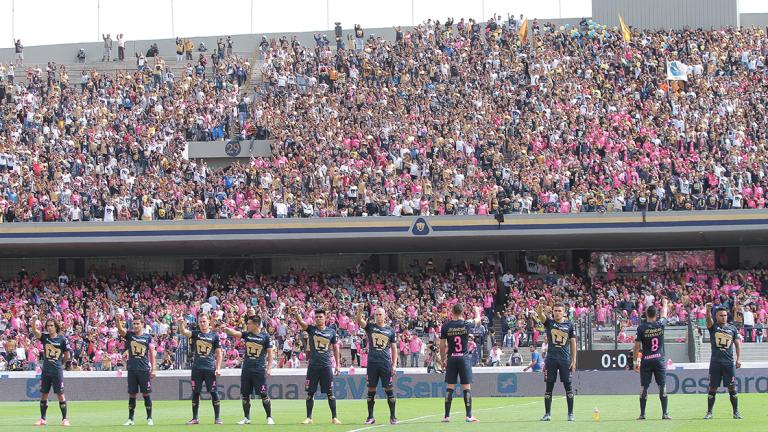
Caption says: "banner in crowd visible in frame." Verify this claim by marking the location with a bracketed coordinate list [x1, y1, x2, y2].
[666, 61, 689, 81]
[2, 368, 768, 401]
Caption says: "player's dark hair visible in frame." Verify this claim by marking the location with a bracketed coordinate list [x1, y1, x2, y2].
[247, 316, 262, 327]
[315, 308, 326, 316]
[646, 306, 657, 319]
[45, 319, 60, 333]
[553, 302, 566, 310]
[452, 304, 464, 315]
[133, 314, 144, 323]
[714, 307, 728, 315]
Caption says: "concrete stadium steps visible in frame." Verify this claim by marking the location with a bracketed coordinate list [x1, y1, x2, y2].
[699, 341, 768, 362]
[10, 52, 253, 84]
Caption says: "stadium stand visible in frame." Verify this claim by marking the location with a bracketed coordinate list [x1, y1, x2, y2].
[1, 259, 767, 372]
[0, 19, 767, 221]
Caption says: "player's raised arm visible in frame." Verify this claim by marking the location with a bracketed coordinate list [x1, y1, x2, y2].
[355, 306, 367, 328]
[661, 298, 669, 320]
[536, 297, 548, 323]
[29, 314, 42, 340]
[290, 306, 308, 331]
[220, 320, 243, 339]
[177, 316, 192, 337]
[471, 305, 483, 326]
[705, 303, 714, 329]
[116, 314, 127, 337]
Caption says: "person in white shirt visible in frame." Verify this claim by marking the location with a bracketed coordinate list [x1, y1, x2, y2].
[104, 203, 115, 222]
[742, 304, 755, 343]
[275, 201, 288, 218]
[142, 204, 154, 220]
[489, 344, 502, 366]
[70, 206, 82, 222]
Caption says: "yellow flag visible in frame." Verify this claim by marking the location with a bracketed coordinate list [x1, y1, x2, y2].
[518, 18, 529, 45]
[619, 15, 631, 42]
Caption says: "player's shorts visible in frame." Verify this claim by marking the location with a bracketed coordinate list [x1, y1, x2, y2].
[640, 359, 666, 387]
[40, 369, 64, 394]
[366, 363, 394, 389]
[305, 365, 334, 394]
[445, 356, 473, 385]
[191, 368, 217, 393]
[241, 369, 267, 397]
[127, 370, 152, 394]
[708, 362, 736, 388]
[544, 358, 572, 384]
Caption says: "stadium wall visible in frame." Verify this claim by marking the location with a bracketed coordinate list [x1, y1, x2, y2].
[740, 13, 768, 28]
[0, 211, 767, 258]
[592, 0, 738, 30]
[3, 367, 768, 401]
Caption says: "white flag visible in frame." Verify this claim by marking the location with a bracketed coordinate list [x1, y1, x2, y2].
[666, 61, 688, 81]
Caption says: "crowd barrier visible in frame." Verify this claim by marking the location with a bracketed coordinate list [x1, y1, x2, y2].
[2, 365, 768, 401]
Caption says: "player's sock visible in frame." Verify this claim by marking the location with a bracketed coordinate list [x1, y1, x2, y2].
[241, 396, 251, 419]
[659, 385, 668, 415]
[192, 392, 201, 419]
[40, 400, 48, 420]
[143, 395, 152, 419]
[444, 388, 454, 418]
[128, 397, 137, 420]
[385, 389, 396, 419]
[211, 392, 221, 419]
[639, 387, 648, 417]
[463, 390, 472, 418]
[327, 391, 338, 418]
[59, 401, 67, 420]
[544, 381, 555, 415]
[260, 394, 272, 418]
[728, 387, 738, 414]
[564, 382, 574, 415]
[707, 389, 716, 413]
[367, 391, 376, 418]
[306, 394, 315, 418]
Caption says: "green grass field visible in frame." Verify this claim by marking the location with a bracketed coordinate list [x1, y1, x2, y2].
[0, 395, 765, 431]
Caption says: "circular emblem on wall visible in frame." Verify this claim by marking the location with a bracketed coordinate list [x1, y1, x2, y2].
[225, 139, 242, 157]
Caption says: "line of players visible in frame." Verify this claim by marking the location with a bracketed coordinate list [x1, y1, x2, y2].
[26, 297, 744, 426]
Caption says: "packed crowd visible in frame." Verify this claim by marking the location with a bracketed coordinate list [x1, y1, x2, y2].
[3, 253, 768, 372]
[0, 46, 250, 222]
[1, 17, 768, 221]
[0, 258, 499, 372]
[497, 267, 768, 348]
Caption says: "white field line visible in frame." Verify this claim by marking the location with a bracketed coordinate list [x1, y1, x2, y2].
[345, 398, 556, 432]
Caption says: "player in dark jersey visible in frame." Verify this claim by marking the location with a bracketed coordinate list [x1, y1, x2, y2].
[633, 298, 671, 420]
[220, 315, 275, 425]
[29, 315, 71, 427]
[439, 304, 482, 423]
[536, 300, 577, 422]
[290, 306, 342, 425]
[355, 305, 399, 425]
[704, 302, 743, 420]
[117, 314, 157, 426]
[178, 313, 223, 425]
